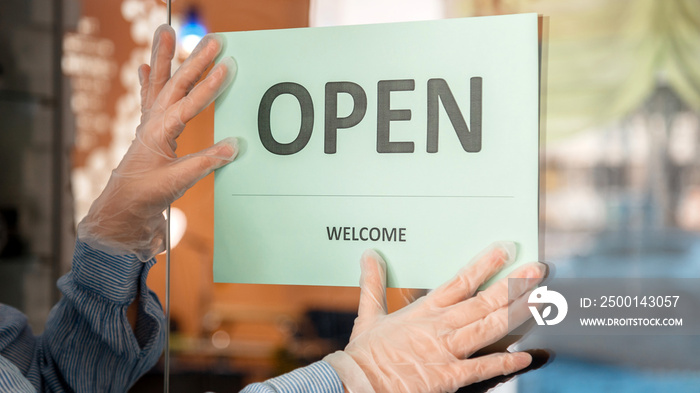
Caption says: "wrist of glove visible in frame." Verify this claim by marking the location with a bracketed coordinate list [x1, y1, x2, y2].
[328, 245, 546, 393]
[324, 351, 375, 393]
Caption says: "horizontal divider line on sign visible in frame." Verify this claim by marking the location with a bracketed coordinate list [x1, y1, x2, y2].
[229, 194, 515, 198]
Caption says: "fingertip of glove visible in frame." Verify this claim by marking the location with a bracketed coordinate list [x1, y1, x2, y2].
[208, 32, 225, 51]
[153, 24, 175, 45]
[515, 261, 548, 281]
[218, 56, 238, 84]
[540, 261, 552, 279]
[522, 349, 553, 371]
[492, 240, 517, 266]
[361, 249, 386, 271]
[155, 24, 175, 34]
[514, 351, 533, 368]
[138, 66, 145, 85]
[215, 137, 240, 161]
[535, 261, 549, 279]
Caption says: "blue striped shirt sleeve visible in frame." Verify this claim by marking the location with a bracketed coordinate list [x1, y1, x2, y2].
[241, 361, 344, 393]
[0, 355, 36, 392]
[0, 240, 166, 392]
[1, 239, 345, 392]
[45, 240, 166, 391]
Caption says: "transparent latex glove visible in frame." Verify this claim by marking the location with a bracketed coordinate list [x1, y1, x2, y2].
[324, 242, 547, 393]
[78, 25, 238, 261]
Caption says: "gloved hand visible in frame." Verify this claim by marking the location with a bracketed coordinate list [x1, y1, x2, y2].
[78, 25, 238, 261]
[324, 242, 547, 393]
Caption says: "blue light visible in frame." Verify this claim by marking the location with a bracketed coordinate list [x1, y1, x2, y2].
[179, 8, 207, 55]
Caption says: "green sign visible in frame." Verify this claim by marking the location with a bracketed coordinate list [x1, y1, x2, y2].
[214, 14, 539, 288]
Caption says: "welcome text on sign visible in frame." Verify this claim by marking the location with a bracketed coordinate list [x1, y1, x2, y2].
[326, 226, 407, 242]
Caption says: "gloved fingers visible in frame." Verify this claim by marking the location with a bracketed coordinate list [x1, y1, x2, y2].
[137, 53, 233, 162]
[162, 56, 236, 141]
[167, 137, 239, 193]
[125, 128, 179, 167]
[443, 262, 546, 329]
[357, 249, 388, 320]
[138, 64, 151, 114]
[457, 352, 532, 386]
[447, 306, 508, 357]
[155, 33, 224, 112]
[458, 349, 552, 393]
[145, 24, 176, 111]
[509, 287, 540, 329]
[427, 241, 516, 308]
[448, 292, 533, 357]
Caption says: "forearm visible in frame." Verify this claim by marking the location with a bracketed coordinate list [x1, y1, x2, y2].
[240, 361, 344, 393]
[39, 240, 166, 392]
[0, 305, 37, 383]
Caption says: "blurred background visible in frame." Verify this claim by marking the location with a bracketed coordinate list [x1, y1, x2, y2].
[0, 0, 699, 392]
